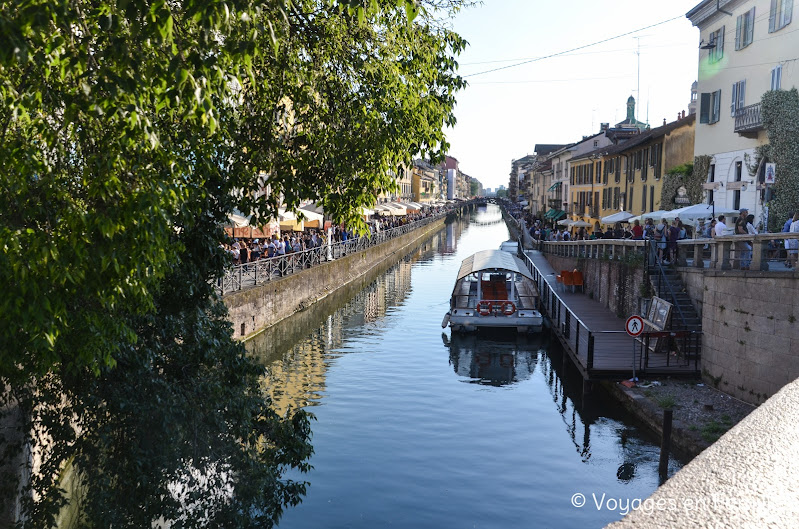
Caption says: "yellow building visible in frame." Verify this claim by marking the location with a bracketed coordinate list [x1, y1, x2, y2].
[412, 161, 438, 203]
[599, 114, 696, 222]
[567, 155, 603, 228]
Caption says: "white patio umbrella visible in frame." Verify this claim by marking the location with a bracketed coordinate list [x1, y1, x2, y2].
[228, 213, 251, 228]
[639, 210, 670, 222]
[571, 220, 592, 228]
[557, 219, 574, 226]
[600, 211, 635, 224]
[663, 203, 739, 222]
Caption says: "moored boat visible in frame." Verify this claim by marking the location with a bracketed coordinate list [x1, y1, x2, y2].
[442, 249, 543, 333]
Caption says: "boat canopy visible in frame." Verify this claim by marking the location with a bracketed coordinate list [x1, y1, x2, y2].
[456, 250, 534, 282]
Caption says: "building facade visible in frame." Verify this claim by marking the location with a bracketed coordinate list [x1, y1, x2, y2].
[687, 0, 796, 225]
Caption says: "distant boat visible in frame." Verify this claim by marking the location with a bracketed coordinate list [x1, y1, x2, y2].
[442, 249, 543, 333]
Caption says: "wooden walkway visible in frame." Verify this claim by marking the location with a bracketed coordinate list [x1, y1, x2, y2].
[521, 250, 700, 380]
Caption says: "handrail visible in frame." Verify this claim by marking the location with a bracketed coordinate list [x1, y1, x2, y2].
[216, 208, 460, 295]
[647, 239, 690, 329]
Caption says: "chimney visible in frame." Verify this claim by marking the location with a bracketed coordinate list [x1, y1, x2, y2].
[682, 110, 686, 119]
[663, 118, 667, 126]
[600, 123, 609, 132]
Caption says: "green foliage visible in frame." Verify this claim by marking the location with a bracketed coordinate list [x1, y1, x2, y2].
[0, 0, 470, 526]
[761, 88, 799, 232]
[656, 395, 676, 409]
[659, 160, 703, 211]
[700, 417, 733, 443]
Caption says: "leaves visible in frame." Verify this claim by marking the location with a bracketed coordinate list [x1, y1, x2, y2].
[0, 0, 468, 526]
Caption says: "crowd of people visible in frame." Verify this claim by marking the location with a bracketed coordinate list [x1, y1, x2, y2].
[506, 200, 799, 269]
[220, 208, 446, 267]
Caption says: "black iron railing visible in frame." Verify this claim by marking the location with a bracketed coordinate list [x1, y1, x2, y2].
[734, 103, 762, 133]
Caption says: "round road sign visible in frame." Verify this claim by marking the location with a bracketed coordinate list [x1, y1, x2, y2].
[625, 315, 644, 337]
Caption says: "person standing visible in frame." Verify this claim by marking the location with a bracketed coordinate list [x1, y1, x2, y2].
[631, 220, 643, 239]
[668, 219, 680, 264]
[783, 212, 795, 265]
[735, 208, 750, 269]
[655, 218, 668, 263]
[789, 212, 799, 269]
[714, 215, 726, 237]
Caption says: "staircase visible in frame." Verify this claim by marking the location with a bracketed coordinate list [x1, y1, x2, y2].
[647, 265, 702, 331]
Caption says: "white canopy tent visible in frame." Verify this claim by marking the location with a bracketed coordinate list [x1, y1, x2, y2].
[661, 204, 741, 222]
[638, 210, 670, 222]
[600, 211, 635, 224]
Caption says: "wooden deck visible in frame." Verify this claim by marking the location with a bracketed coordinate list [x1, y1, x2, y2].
[522, 250, 700, 380]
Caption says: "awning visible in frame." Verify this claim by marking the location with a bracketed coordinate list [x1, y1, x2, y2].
[544, 209, 565, 220]
[547, 181, 563, 192]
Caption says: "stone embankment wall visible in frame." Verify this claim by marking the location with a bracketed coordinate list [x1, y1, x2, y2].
[541, 252, 799, 405]
[544, 255, 647, 320]
[681, 269, 799, 405]
[224, 219, 446, 340]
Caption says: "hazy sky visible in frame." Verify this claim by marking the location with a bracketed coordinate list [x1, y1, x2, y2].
[445, 0, 703, 190]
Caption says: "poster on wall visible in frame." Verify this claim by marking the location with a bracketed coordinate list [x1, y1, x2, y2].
[765, 163, 776, 185]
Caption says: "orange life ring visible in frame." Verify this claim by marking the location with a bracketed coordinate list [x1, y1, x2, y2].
[477, 300, 492, 316]
[502, 301, 516, 315]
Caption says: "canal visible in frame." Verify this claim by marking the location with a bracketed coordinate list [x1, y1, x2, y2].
[248, 204, 681, 529]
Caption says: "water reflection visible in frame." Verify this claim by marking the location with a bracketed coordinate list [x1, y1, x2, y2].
[249, 229, 451, 415]
[250, 205, 683, 529]
[442, 333, 542, 386]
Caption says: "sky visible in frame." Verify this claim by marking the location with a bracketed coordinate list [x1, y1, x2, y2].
[444, 0, 704, 190]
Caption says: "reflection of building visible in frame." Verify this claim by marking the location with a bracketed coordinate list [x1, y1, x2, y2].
[256, 258, 420, 415]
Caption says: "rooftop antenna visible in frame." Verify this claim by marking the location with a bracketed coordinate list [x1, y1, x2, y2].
[633, 36, 646, 126]
[646, 87, 650, 126]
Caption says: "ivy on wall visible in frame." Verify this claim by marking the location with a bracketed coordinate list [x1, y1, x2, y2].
[761, 88, 799, 232]
[659, 159, 705, 211]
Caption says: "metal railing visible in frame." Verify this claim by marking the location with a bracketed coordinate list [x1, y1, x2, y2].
[217, 212, 450, 295]
[535, 233, 799, 272]
[520, 252, 597, 369]
[519, 247, 702, 375]
[734, 102, 762, 134]
[644, 239, 690, 329]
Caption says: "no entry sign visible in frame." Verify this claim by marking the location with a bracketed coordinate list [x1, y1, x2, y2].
[625, 315, 644, 337]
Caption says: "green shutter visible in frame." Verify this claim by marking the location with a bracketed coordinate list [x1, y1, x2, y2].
[700, 93, 710, 123]
[747, 8, 756, 45]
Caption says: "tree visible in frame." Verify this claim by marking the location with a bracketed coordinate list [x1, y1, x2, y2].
[0, 0, 468, 526]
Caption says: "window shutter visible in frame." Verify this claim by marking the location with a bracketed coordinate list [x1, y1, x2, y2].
[731, 83, 738, 116]
[747, 8, 756, 44]
[777, 65, 782, 89]
[770, 0, 777, 32]
[719, 26, 725, 58]
[735, 14, 742, 49]
[738, 80, 746, 110]
[786, 0, 793, 25]
[700, 93, 710, 123]
[712, 89, 722, 123]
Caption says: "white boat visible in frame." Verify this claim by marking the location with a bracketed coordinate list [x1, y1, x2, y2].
[442, 249, 543, 333]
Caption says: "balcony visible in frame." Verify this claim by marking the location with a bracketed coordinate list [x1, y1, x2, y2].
[734, 103, 763, 138]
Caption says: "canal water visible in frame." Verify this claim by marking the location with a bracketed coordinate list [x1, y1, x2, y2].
[248, 204, 681, 529]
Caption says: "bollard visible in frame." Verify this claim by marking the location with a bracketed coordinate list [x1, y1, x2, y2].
[659, 408, 673, 478]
